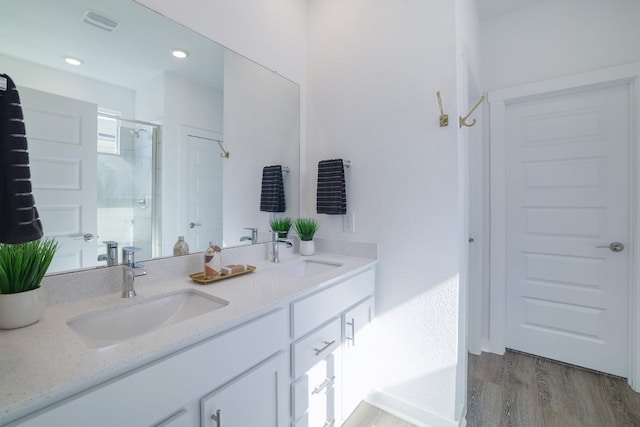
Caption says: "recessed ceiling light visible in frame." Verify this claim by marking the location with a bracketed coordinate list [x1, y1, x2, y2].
[172, 49, 189, 59]
[64, 56, 83, 66]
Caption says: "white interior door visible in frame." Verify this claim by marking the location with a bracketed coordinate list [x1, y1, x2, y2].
[505, 83, 630, 377]
[19, 87, 98, 273]
[183, 128, 223, 252]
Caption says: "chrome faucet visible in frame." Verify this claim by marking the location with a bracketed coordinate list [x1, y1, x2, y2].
[121, 247, 146, 298]
[97, 241, 118, 266]
[240, 227, 258, 244]
[270, 231, 292, 263]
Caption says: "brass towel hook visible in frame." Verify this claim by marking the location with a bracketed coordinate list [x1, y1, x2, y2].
[459, 95, 485, 128]
[436, 91, 449, 127]
[216, 139, 230, 158]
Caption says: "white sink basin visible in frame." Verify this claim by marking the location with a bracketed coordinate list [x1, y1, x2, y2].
[67, 289, 228, 349]
[271, 259, 343, 278]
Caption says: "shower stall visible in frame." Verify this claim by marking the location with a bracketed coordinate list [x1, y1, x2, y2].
[96, 114, 160, 264]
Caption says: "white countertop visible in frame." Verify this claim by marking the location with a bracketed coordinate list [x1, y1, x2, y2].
[0, 252, 377, 425]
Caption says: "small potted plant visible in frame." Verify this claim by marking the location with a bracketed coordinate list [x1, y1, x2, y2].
[294, 218, 319, 256]
[269, 217, 292, 239]
[0, 238, 59, 329]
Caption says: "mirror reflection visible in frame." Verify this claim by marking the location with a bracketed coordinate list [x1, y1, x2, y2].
[0, 0, 300, 274]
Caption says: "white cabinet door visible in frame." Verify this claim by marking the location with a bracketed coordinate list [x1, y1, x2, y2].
[341, 297, 374, 421]
[201, 352, 288, 427]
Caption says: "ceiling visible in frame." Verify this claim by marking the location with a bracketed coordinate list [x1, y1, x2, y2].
[475, 0, 549, 21]
[0, 0, 225, 91]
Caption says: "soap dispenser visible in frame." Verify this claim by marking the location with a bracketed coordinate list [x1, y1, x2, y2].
[173, 236, 189, 256]
[204, 241, 222, 279]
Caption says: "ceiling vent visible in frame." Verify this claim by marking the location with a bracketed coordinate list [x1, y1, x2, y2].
[82, 10, 119, 32]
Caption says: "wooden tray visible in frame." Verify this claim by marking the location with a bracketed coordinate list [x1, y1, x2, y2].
[189, 265, 256, 284]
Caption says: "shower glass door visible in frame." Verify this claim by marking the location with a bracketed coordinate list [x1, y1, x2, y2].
[96, 114, 159, 264]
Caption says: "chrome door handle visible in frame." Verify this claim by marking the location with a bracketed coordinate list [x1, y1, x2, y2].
[312, 376, 335, 395]
[189, 222, 202, 228]
[346, 318, 355, 346]
[70, 233, 95, 241]
[211, 409, 221, 427]
[313, 340, 336, 356]
[596, 242, 624, 252]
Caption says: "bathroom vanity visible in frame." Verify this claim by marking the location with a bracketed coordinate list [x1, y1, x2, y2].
[0, 244, 377, 427]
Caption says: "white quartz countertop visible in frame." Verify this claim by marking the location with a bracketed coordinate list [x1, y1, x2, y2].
[0, 252, 377, 425]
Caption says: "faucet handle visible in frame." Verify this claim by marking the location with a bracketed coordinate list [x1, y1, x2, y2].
[122, 246, 142, 266]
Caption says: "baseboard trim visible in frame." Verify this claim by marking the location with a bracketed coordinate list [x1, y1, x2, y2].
[364, 390, 459, 427]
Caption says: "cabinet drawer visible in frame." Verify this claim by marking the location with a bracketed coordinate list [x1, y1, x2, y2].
[291, 268, 374, 339]
[291, 354, 336, 425]
[292, 318, 340, 379]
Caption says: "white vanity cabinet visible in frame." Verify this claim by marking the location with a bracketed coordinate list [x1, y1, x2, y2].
[10, 309, 288, 427]
[289, 268, 376, 427]
[340, 296, 375, 420]
[4, 262, 377, 427]
[201, 351, 289, 427]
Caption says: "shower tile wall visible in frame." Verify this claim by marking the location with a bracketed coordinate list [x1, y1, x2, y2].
[97, 125, 154, 264]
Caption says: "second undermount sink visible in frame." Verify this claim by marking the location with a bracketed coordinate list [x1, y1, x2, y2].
[67, 289, 229, 349]
[271, 259, 343, 278]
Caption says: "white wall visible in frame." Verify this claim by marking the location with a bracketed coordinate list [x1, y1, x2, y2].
[455, 0, 481, 420]
[481, 0, 640, 91]
[2, 54, 135, 117]
[307, 1, 464, 425]
[223, 52, 300, 246]
[137, 0, 470, 425]
[134, 0, 307, 85]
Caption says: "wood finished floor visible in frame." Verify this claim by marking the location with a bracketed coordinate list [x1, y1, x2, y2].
[467, 350, 640, 427]
[344, 350, 640, 427]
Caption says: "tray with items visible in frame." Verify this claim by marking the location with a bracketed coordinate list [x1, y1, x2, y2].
[189, 264, 256, 284]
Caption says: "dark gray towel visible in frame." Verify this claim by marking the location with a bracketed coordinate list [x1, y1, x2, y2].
[260, 165, 286, 212]
[0, 74, 43, 244]
[317, 159, 346, 215]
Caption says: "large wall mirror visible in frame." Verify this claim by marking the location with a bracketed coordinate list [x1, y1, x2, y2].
[1, 0, 300, 274]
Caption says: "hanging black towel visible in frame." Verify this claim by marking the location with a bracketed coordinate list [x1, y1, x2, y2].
[260, 165, 286, 212]
[0, 74, 44, 244]
[317, 159, 346, 215]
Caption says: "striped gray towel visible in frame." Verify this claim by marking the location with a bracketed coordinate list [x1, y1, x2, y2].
[260, 165, 285, 212]
[0, 74, 44, 243]
[316, 159, 346, 215]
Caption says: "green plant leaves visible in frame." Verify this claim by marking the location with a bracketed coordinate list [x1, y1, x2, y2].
[0, 238, 59, 294]
[294, 218, 319, 241]
[269, 217, 292, 238]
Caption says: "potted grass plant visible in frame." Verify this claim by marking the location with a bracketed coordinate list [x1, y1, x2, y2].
[269, 217, 292, 239]
[0, 238, 59, 329]
[294, 218, 319, 256]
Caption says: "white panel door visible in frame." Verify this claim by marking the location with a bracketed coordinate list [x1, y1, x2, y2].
[184, 129, 223, 252]
[505, 83, 630, 377]
[19, 87, 98, 273]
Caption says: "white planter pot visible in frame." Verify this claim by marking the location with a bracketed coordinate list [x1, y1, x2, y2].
[299, 240, 315, 256]
[0, 287, 45, 329]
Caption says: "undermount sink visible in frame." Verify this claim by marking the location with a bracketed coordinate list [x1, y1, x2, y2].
[67, 289, 228, 349]
[271, 259, 343, 278]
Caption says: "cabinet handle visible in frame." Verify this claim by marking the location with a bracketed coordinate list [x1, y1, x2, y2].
[211, 409, 221, 427]
[313, 340, 336, 356]
[312, 376, 335, 395]
[346, 318, 355, 346]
